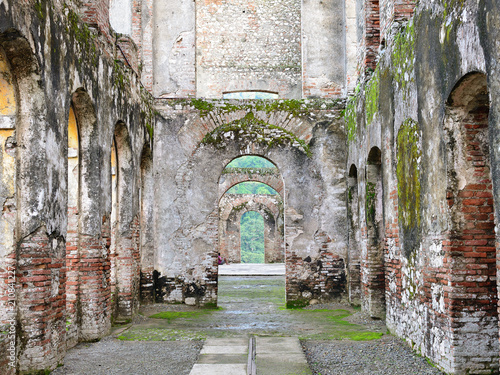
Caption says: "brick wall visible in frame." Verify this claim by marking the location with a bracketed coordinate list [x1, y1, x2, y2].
[17, 228, 66, 373]
[286, 231, 346, 306]
[81, 0, 112, 42]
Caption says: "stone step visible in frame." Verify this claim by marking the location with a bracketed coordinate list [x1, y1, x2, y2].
[189, 336, 311, 375]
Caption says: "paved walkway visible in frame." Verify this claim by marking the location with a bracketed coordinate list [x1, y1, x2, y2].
[218, 263, 285, 276]
[189, 336, 311, 375]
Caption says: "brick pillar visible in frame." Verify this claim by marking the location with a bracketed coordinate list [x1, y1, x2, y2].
[65, 206, 80, 348]
[17, 228, 66, 373]
[115, 215, 141, 318]
[81, 0, 112, 41]
[364, 0, 380, 72]
[79, 234, 111, 340]
[361, 163, 385, 318]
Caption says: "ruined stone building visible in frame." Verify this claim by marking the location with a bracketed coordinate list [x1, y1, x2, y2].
[0, 0, 499, 374]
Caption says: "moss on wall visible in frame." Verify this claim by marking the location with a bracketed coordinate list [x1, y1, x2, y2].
[345, 98, 357, 142]
[396, 119, 422, 257]
[365, 68, 380, 126]
[392, 21, 415, 99]
[201, 112, 312, 156]
[172, 98, 342, 119]
[365, 182, 376, 222]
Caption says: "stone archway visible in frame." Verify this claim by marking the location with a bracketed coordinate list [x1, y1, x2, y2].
[219, 193, 284, 264]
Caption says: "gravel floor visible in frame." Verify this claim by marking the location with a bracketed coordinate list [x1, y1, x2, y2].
[51, 277, 443, 374]
[302, 335, 444, 375]
[51, 337, 203, 375]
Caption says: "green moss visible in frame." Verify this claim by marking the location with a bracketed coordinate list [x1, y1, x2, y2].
[286, 299, 309, 309]
[149, 310, 210, 322]
[392, 21, 415, 99]
[201, 111, 312, 157]
[396, 119, 422, 256]
[64, 5, 99, 65]
[34, 0, 46, 20]
[365, 68, 380, 126]
[345, 98, 357, 142]
[222, 167, 278, 175]
[365, 182, 376, 221]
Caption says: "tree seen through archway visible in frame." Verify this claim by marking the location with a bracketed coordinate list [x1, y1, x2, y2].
[240, 211, 265, 263]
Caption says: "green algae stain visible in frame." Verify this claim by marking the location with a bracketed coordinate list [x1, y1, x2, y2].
[365, 68, 380, 127]
[365, 182, 376, 222]
[392, 21, 415, 99]
[201, 111, 311, 157]
[149, 311, 208, 322]
[396, 119, 422, 257]
[345, 98, 357, 142]
[291, 309, 383, 341]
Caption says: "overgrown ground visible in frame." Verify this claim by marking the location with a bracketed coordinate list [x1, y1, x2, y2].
[53, 276, 443, 374]
[117, 276, 385, 341]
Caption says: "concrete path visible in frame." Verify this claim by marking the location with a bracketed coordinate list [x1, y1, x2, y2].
[218, 263, 285, 276]
[189, 336, 311, 375]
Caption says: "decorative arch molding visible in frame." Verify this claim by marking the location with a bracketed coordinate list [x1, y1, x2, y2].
[218, 170, 284, 200]
[219, 194, 284, 264]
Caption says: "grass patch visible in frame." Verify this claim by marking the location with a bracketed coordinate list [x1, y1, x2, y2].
[290, 309, 384, 341]
[149, 311, 207, 322]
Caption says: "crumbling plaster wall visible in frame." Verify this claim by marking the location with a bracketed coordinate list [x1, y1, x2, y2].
[346, 0, 500, 373]
[219, 193, 284, 264]
[152, 0, 346, 99]
[152, 99, 348, 307]
[0, 1, 153, 373]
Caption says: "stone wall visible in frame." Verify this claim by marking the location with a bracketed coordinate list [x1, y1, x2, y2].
[219, 194, 284, 264]
[0, 1, 153, 373]
[152, 99, 348, 307]
[346, 0, 500, 372]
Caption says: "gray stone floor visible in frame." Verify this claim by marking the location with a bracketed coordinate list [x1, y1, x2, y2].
[53, 271, 443, 375]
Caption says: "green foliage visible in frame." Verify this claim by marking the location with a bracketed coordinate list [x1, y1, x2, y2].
[227, 182, 277, 195]
[240, 211, 265, 264]
[226, 155, 275, 169]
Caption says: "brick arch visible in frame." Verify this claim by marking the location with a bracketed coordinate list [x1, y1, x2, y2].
[219, 194, 284, 264]
[442, 72, 498, 371]
[362, 146, 385, 318]
[218, 172, 284, 200]
[177, 108, 313, 154]
[347, 164, 361, 305]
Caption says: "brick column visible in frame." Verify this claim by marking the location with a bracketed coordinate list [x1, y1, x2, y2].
[17, 228, 66, 373]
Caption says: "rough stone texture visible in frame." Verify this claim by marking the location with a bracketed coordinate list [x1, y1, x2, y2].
[153, 0, 196, 98]
[152, 99, 348, 307]
[0, 1, 152, 373]
[346, 0, 500, 373]
[219, 193, 284, 264]
[196, 0, 301, 99]
[302, 0, 346, 98]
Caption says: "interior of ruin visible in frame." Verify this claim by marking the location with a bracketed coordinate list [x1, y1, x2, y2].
[1, 0, 500, 373]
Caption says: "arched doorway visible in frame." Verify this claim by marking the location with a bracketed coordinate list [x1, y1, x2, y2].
[443, 72, 498, 371]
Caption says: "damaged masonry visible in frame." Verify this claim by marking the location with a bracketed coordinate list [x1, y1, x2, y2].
[0, 0, 499, 374]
